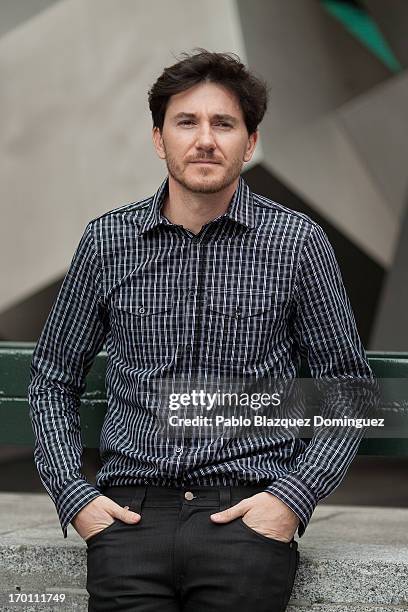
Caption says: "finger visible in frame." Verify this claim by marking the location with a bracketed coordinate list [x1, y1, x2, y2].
[112, 504, 141, 524]
[210, 501, 246, 523]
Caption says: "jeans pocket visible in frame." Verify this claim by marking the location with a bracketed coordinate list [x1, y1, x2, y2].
[237, 517, 294, 548]
[85, 489, 146, 546]
[85, 518, 121, 546]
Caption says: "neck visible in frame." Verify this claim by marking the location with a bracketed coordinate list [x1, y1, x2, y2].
[161, 175, 239, 234]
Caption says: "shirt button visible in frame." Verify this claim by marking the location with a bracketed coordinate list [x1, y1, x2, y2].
[185, 345, 192, 352]
[138, 306, 146, 314]
[184, 491, 195, 501]
[175, 447, 183, 454]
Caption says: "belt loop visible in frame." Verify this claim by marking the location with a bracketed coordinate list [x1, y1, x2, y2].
[219, 486, 231, 511]
[130, 485, 148, 514]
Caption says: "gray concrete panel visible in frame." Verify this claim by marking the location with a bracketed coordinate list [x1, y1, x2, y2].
[339, 71, 408, 219]
[0, 0, 60, 39]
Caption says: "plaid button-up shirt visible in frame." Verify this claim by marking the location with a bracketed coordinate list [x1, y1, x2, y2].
[28, 175, 374, 538]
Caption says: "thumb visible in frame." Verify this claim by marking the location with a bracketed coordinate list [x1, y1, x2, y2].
[210, 501, 246, 523]
[114, 504, 141, 524]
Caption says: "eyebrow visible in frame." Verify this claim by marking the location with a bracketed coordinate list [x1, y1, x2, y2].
[173, 112, 238, 125]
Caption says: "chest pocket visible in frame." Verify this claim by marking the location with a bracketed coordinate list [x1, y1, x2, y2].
[201, 291, 289, 362]
[109, 290, 175, 363]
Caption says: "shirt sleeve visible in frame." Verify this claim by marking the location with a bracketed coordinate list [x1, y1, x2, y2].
[27, 222, 106, 538]
[264, 223, 377, 537]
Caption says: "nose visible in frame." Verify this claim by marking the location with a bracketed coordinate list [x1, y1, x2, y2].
[195, 123, 216, 152]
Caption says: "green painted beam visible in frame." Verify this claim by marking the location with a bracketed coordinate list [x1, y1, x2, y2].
[0, 398, 107, 447]
[0, 344, 107, 399]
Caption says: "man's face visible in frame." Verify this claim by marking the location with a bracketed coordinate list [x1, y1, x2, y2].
[152, 81, 258, 194]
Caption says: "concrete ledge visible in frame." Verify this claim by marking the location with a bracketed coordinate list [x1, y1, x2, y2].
[0, 493, 407, 610]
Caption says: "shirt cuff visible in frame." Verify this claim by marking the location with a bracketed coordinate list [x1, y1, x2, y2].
[55, 478, 103, 538]
[264, 473, 317, 538]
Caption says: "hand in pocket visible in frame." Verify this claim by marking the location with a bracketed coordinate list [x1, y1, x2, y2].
[71, 496, 141, 541]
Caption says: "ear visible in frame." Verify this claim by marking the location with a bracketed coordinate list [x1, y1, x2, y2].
[152, 126, 166, 159]
[243, 130, 258, 162]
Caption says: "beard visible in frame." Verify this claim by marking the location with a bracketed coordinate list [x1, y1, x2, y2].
[163, 145, 244, 194]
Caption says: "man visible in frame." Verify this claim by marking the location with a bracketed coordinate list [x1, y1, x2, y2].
[28, 50, 375, 611]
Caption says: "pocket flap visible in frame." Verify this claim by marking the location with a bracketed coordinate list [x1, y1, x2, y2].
[205, 292, 273, 319]
[113, 292, 174, 317]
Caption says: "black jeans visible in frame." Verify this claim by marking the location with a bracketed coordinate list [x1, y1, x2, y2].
[86, 484, 299, 612]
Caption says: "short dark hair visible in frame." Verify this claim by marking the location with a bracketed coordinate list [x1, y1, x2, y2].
[148, 49, 268, 135]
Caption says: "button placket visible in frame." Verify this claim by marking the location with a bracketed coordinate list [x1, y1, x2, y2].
[180, 240, 200, 358]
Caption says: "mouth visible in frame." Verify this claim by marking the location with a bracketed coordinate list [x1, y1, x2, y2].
[189, 161, 220, 165]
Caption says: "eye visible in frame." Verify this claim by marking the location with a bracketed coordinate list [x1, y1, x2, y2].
[215, 122, 233, 128]
[178, 120, 195, 126]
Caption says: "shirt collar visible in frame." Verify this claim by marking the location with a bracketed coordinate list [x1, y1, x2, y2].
[138, 175, 256, 236]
